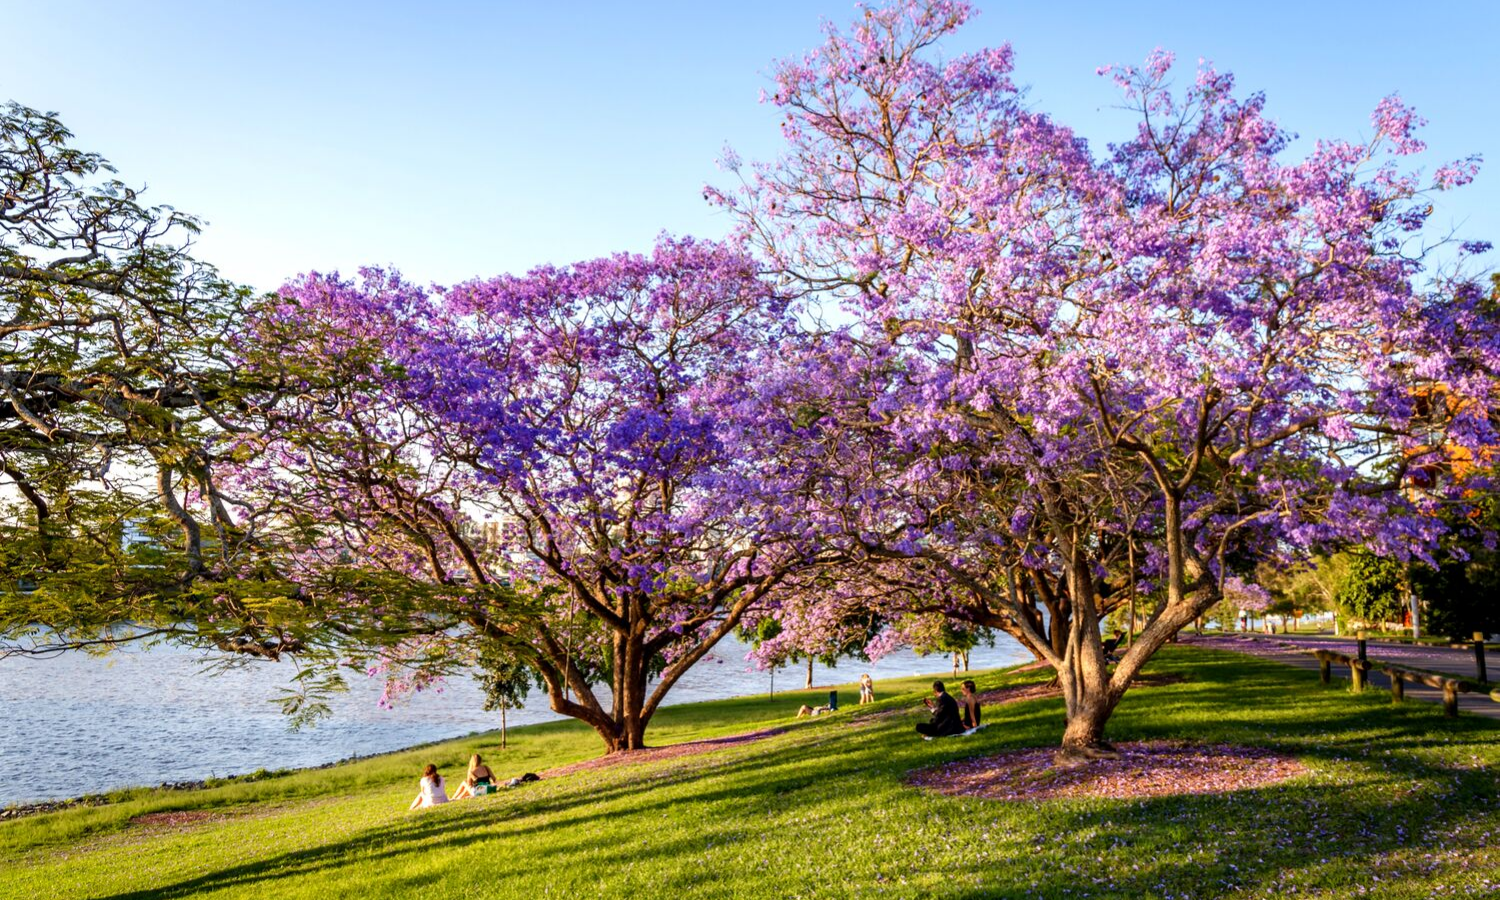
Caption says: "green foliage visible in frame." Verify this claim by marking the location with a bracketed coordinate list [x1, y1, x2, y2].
[271, 667, 350, 731]
[1257, 556, 1344, 617]
[1411, 493, 1500, 640]
[1337, 552, 1407, 625]
[0, 99, 318, 671]
[473, 639, 544, 714]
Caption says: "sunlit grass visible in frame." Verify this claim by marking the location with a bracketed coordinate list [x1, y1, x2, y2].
[3, 648, 1498, 899]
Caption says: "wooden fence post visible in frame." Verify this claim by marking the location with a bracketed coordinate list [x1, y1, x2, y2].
[1351, 660, 1366, 693]
[1390, 672, 1404, 703]
[1443, 680, 1459, 717]
[1320, 658, 1331, 685]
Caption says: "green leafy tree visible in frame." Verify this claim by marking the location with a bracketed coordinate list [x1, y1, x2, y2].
[1410, 494, 1500, 640]
[0, 100, 323, 675]
[1337, 552, 1407, 628]
[1254, 558, 1340, 633]
[473, 640, 544, 749]
[907, 619, 990, 675]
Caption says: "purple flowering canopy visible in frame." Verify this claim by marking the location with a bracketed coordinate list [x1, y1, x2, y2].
[711, 0, 1499, 757]
[235, 236, 829, 751]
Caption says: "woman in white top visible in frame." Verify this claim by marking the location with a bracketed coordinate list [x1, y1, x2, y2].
[409, 763, 449, 810]
[858, 673, 875, 705]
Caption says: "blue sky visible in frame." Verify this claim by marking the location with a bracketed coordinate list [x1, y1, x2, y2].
[5, 1, 1496, 292]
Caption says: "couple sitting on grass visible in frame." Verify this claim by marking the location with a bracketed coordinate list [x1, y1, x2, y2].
[915, 680, 982, 739]
[409, 754, 497, 809]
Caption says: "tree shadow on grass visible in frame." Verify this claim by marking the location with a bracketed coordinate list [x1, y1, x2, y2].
[96, 650, 1500, 899]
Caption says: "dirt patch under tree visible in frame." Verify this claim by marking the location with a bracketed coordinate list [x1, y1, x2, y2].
[540, 728, 786, 779]
[129, 809, 234, 829]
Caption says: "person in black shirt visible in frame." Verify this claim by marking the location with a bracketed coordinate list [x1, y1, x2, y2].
[1101, 629, 1127, 663]
[916, 680, 965, 738]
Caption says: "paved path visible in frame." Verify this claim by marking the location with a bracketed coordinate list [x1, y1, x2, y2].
[1184, 634, 1500, 723]
[1230, 633, 1496, 682]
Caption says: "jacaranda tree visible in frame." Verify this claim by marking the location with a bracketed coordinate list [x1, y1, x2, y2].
[713, 0, 1499, 759]
[236, 236, 832, 750]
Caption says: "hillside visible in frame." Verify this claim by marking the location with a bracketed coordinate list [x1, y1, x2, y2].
[3, 648, 1498, 899]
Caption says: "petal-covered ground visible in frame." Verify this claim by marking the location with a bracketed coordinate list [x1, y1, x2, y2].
[908, 741, 1307, 802]
[539, 728, 786, 778]
[849, 672, 1186, 726]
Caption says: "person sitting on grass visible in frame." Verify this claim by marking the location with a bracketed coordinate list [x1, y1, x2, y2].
[915, 680, 964, 738]
[1101, 629, 1127, 663]
[449, 753, 496, 800]
[409, 763, 449, 810]
[797, 703, 833, 718]
[958, 679, 982, 731]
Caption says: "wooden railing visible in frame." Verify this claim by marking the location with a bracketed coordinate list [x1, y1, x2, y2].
[1310, 648, 1492, 717]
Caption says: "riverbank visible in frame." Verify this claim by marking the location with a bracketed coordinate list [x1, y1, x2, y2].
[5, 648, 1500, 899]
[0, 730, 482, 822]
[0, 634, 1030, 806]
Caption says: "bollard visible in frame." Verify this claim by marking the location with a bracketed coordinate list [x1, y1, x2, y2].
[827, 689, 838, 711]
[1474, 633, 1488, 684]
[1443, 681, 1459, 717]
[1390, 673, 1404, 703]
[1351, 660, 1366, 693]
[1320, 658, 1331, 684]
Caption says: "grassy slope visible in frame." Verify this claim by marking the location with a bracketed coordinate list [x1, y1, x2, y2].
[3, 648, 1498, 900]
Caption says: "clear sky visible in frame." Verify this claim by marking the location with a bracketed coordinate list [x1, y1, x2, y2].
[5, 1, 1496, 292]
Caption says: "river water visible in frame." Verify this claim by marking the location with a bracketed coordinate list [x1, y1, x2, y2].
[0, 636, 1029, 806]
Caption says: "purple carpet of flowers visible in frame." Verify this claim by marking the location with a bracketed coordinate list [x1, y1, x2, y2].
[908, 741, 1307, 802]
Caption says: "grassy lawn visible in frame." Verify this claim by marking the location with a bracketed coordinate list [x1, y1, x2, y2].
[3, 647, 1498, 899]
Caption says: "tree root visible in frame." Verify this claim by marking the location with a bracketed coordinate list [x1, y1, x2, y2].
[1052, 742, 1121, 767]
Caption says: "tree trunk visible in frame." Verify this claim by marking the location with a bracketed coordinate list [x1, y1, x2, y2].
[1049, 545, 1122, 764]
[1126, 536, 1137, 647]
[1057, 691, 1121, 764]
[804, 656, 814, 690]
[500, 702, 508, 750]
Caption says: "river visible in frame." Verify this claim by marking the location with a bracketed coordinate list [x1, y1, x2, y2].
[0, 636, 1029, 806]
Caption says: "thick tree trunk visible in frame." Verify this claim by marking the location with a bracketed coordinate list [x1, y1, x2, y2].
[1050, 545, 1121, 764]
[535, 627, 656, 754]
[1057, 690, 1121, 764]
[603, 718, 648, 754]
[804, 655, 814, 689]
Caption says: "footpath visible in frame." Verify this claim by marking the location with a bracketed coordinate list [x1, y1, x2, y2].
[1183, 633, 1500, 723]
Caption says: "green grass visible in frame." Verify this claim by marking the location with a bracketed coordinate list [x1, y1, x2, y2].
[4, 648, 1499, 899]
